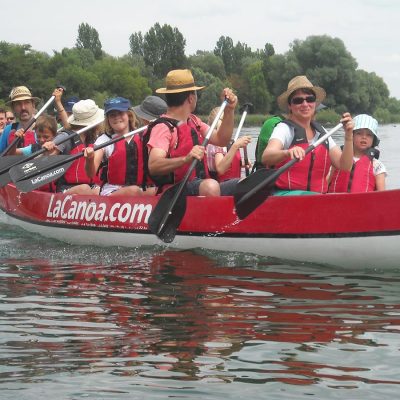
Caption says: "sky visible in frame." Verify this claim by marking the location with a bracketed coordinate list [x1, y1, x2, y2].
[2, 0, 400, 98]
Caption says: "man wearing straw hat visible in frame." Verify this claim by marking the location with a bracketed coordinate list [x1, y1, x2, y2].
[0, 86, 40, 153]
[147, 69, 238, 196]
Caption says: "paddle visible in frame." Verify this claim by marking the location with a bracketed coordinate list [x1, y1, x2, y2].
[0, 122, 101, 188]
[234, 102, 253, 177]
[0, 86, 65, 157]
[234, 122, 343, 219]
[9, 126, 147, 193]
[148, 99, 229, 243]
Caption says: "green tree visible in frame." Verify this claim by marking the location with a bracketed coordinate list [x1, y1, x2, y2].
[137, 23, 186, 78]
[289, 35, 358, 110]
[0, 42, 53, 101]
[243, 61, 272, 113]
[188, 51, 226, 80]
[129, 32, 144, 57]
[191, 67, 225, 115]
[55, 64, 100, 99]
[75, 22, 103, 59]
[91, 56, 151, 104]
[214, 36, 235, 75]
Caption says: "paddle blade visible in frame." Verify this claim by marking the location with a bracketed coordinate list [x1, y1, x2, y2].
[0, 156, 27, 187]
[9, 156, 74, 193]
[234, 168, 276, 219]
[148, 184, 188, 243]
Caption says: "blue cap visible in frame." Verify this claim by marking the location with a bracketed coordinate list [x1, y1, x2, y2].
[104, 97, 131, 114]
[64, 96, 80, 113]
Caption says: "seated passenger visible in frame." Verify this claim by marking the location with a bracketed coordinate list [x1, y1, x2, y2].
[10, 114, 58, 156]
[206, 106, 251, 182]
[132, 95, 167, 126]
[53, 99, 105, 195]
[84, 97, 156, 197]
[147, 69, 238, 196]
[262, 75, 354, 195]
[11, 114, 59, 192]
[329, 114, 386, 192]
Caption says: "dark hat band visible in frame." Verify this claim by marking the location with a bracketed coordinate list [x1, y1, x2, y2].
[166, 81, 196, 90]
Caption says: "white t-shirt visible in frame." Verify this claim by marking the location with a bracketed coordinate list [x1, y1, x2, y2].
[353, 156, 387, 176]
[95, 133, 133, 159]
[270, 122, 337, 150]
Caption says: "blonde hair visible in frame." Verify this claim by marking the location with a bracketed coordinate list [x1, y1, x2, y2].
[207, 107, 224, 129]
[104, 109, 138, 134]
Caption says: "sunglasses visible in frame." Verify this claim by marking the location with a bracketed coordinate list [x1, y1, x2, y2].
[6, 116, 15, 121]
[291, 95, 316, 105]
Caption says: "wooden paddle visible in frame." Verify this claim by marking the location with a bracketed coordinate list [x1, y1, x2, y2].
[0, 86, 65, 157]
[0, 122, 102, 188]
[9, 126, 147, 193]
[234, 122, 343, 219]
[148, 99, 229, 243]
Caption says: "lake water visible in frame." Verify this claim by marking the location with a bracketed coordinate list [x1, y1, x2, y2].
[1, 125, 400, 399]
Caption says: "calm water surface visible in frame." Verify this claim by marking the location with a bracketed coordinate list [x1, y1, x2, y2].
[1, 125, 400, 399]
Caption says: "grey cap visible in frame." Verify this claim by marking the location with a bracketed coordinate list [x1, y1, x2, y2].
[133, 95, 167, 121]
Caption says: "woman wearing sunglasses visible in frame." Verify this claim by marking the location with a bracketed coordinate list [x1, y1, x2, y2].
[261, 75, 354, 195]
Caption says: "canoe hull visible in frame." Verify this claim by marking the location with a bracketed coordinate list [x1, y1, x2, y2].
[1, 184, 400, 268]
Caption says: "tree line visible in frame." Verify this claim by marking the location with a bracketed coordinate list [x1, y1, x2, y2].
[0, 22, 399, 123]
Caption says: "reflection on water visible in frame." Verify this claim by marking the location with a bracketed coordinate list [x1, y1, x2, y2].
[1, 231, 400, 399]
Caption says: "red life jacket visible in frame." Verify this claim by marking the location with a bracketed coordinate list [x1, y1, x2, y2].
[58, 136, 102, 186]
[36, 181, 57, 193]
[8, 122, 36, 147]
[218, 144, 242, 181]
[146, 116, 210, 185]
[169, 116, 210, 183]
[104, 134, 145, 186]
[328, 152, 376, 193]
[275, 120, 330, 193]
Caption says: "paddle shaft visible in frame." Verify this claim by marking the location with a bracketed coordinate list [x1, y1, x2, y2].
[14, 126, 147, 182]
[236, 122, 343, 207]
[155, 100, 229, 237]
[233, 104, 251, 177]
[233, 108, 248, 142]
[243, 147, 250, 177]
[0, 95, 57, 157]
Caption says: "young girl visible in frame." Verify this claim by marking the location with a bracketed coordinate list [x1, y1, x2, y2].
[52, 99, 105, 195]
[84, 97, 156, 197]
[329, 114, 386, 192]
[206, 107, 252, 182]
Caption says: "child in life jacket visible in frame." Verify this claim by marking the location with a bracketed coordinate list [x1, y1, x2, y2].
[84, 97, 157, 197]
[9, 114, 58, 156]
[10, 114, 59, 192]
[329, 114, 386, 192]
[51, 99, 105, 195]
[206, 106, 252, 182]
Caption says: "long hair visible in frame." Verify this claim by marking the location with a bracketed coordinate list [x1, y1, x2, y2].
[104, 110, 138, 135]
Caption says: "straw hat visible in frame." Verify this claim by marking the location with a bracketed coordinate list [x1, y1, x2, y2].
[156, 69, 205, 94]
[7, 86, 40, 105]
[133, 96, 167, 121]
[67, 99, 104, 126]
[277, 76, 326, 111]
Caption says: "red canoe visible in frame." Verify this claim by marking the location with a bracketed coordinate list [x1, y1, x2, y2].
[0, 184, 399, 268]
